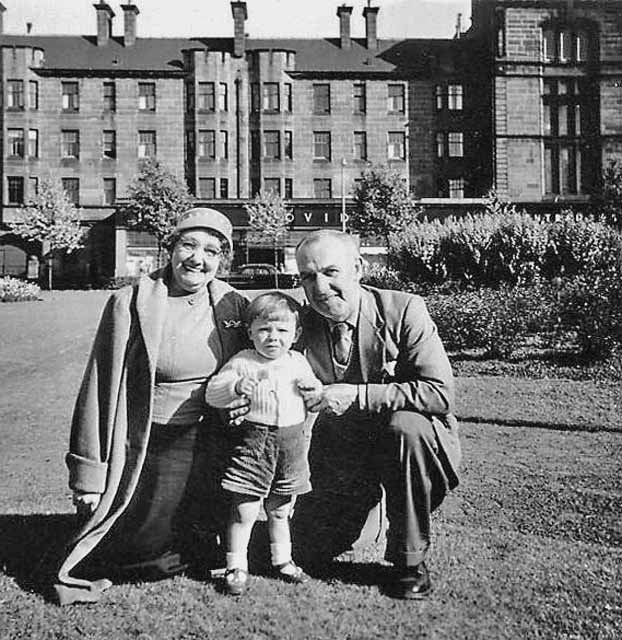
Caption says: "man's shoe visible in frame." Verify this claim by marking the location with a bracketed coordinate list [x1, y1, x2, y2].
[394, 562, 432, 600]
[274, 561, 310, 584]
[224, 568, 248, 596]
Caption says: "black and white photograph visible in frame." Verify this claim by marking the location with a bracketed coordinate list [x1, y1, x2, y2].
[0, 0, 620, 637]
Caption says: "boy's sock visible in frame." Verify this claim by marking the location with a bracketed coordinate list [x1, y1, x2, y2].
[270, 542, 296, 574]
[226, 551, 248, 572]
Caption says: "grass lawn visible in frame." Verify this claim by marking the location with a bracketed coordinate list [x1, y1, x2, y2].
[0, 290, 620, 639]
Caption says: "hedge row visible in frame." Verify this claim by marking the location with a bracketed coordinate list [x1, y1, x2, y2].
[389, 212, 622, 287]
[0, 276, 41, 302]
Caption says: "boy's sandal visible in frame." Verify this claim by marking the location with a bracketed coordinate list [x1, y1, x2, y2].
[224, 568, 248, 596]
[274, 561, 310, 584]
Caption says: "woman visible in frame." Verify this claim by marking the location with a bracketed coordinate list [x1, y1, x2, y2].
[55, 208, 249, 605]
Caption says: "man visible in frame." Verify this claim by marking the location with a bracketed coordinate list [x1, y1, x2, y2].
[292, 229, 461, 600]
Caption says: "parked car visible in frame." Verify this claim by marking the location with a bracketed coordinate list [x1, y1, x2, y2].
[223, 263, 299, 289]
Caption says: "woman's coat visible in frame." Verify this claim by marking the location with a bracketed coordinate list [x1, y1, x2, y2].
[55, 269, 248, 604]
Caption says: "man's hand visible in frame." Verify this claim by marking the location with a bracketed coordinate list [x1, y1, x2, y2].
[301, 383, 358, 416]
[224, 395, 251, 426]
[72, 491, 101, 516]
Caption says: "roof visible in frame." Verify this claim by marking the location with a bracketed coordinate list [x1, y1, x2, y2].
[0, 34, 464, 76]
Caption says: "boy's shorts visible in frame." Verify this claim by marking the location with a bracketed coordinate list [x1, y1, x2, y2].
[222, 420, 312, 498]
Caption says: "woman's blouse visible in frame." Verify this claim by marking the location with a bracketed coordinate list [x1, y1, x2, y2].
[152, 288, 222, 425]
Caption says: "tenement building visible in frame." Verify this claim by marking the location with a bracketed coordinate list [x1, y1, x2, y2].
[1, 0, 621, 281]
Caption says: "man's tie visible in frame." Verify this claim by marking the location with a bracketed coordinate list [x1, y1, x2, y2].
[332, 322, 352, 366]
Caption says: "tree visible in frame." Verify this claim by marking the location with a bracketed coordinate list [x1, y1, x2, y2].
[123, 158, 192, 263]
[596, 159, 622, 228]
[351, 164, 421, 245]
[245, 190, 294, 288]
[8, 178, 84, 289]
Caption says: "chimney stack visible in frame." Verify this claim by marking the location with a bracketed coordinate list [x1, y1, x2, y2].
[121, 4, 139, 47]
[93, 3, 114, 47]
[337, 5, 353, 50]
[231, 2, 247, 58]
[363, 5, 379, 50]
[0, 3, 6, 35]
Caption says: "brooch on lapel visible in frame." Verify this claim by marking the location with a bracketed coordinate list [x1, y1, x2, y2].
[223, 319, 243, 329]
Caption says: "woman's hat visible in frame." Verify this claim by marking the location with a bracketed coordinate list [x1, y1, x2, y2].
[175, 208, 233, 247]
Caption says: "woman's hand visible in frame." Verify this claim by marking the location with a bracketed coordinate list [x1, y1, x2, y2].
[72, 491, 101, 516]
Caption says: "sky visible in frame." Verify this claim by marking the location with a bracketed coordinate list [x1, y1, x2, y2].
[1, 0, 472, 40]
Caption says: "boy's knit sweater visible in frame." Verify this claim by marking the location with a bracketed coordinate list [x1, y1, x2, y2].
[206, 349, 320, 427]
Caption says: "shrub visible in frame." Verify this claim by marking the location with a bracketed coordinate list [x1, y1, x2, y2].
[0, 276, 41, 302]
[557, 271, 622, 359]
[361, 262, 409, 291]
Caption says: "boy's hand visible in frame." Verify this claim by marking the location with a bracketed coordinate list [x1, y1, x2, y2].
[235, 376, 257, 397]
[297, 378, 323, 412]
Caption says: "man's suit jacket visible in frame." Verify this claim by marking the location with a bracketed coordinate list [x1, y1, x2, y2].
[301, 284, 461, 483]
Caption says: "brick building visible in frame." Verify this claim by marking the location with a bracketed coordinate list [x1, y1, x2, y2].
[0, 0, 621, 282]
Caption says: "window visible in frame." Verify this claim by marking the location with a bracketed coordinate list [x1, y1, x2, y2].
[448, 132, 464, 157]
[219, 178, 229, 199]
[388, 84, 405, 113]
[199, 177, 216, 199]
[103, 130, 116, 159]
[263, 83, 279, 112]
[435, 85, 443, 110]
[29, 176, 39, 197]
[61, 130, 80, 158]
[284, 178, 293, 199]
[314, 178, 332, 199]
[264, 178, 280, 195]
[62, 82, 79, 111]
[353, 83, 366, 114]
[387, 131, 405, 160]
[103, 82, 116, 112]
[28, 129, 39, 158]
[448, 178, 465, 199]
[436, 132, 445, 158]
[62, 178, 79, 205]
[7, 177, 24, 204]
[138, 130, 156, 158]
[250, 131, 260, 160]
[198, 82, 215, 111]
[250, 178, 260, 197]
[138, 83, 156, 111]
[284, 83, 293, 112]
[8, 129, 24, 157]
[448, 84, 463, 110]
[103, 178, 116, 205]
[29, 81, 38, 110]
[7, 80, 24, 109]
[542, 27, 589, 63]
[353, 131, 367, 161]
[313, 84, 330, 115]
[218, 131, 228, 160]
[264, 130, 280, 160]
[250, 83, 260, 113]
[284, 131, 293, 159]
[313, 132, 331, 161]
[218, 83, 228, 111]
[198, 130, 216, 159]
[542, 79, 582, 138]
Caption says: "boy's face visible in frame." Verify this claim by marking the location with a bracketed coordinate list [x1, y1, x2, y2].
[248, 314, 301, 360]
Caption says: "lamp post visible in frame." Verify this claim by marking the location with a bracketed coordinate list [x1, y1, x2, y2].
[341, 157, 347, 233]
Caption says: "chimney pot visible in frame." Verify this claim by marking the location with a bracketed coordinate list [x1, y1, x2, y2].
[363, 5, 379, 50]
[454, 12, 462, 39]
[93, 3, 115, 47]
[0, 3, 6, 35]
[26, 22, 32, 34]
[231, 2, 248, 58]
[337, 5, 353, 50]
[121, 4, 139, 47]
